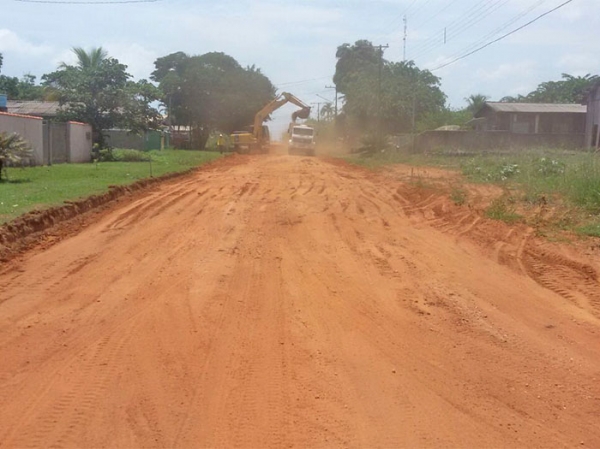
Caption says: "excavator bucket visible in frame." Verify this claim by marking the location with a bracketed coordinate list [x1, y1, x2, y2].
[292, 107, 311, 122]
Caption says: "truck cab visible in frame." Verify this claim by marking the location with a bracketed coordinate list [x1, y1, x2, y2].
[288, 125, 316, 156]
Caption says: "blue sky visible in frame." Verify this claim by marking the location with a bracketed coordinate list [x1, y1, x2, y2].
[2, 0, 598, 135]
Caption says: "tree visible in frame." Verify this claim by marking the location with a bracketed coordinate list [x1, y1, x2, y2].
[62, 47, 108, 70]
[151, 51, 276, 149]
[0, 132, 32, 181]
[320, 103, 335, 121]
[500, 73, 599, 104]
[0, 54, 45, 100]
[334, 41, 446, 137]
[334, 40, 381, 94]
[465, 94, 489, 116]
[526, 73, 598, 103]
[43, 47, 160, 148]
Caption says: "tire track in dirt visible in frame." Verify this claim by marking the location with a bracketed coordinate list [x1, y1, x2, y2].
[1, 155, 600, 448]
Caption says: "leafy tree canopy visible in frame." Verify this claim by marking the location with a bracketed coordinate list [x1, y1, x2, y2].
[151, 51, 276, 149]
[500, 73, 599, 104]
[43, 47, 160, 147]
[0, 53, 46, 101]
[465, 94, 489, 116]
[334, 41, 446, 134]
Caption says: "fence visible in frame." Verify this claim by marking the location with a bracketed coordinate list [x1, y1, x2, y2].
[0, 112, 92, 165]
[402, 130, 586, 153]
[105, 130, 167, 151]
[0, 112, 44, 164]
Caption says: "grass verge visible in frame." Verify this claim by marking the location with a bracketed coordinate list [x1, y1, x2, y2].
[0, 149, 221, 224]
[348, 148, 600, 236]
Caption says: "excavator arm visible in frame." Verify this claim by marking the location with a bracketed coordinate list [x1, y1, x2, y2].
[253, 92, 311, 145]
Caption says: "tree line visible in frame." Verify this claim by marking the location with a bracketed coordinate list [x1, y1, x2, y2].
[1, 42, 598, 152]
[0, 48, 275, 151]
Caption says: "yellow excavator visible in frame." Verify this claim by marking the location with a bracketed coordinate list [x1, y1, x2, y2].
[231, 92, 311, 153]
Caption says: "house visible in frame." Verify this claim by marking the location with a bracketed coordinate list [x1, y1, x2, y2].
[474, 102, 587, 135]
[584, 82, 600, 149]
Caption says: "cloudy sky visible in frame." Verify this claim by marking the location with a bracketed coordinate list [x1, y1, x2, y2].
[1, 0, 598, 134]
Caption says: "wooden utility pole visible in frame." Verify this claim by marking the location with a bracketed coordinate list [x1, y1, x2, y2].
[377, 44, 390, 141]
[311, 102, 322, 123]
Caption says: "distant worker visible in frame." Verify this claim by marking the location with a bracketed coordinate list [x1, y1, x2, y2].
[217, 133, 225, 154]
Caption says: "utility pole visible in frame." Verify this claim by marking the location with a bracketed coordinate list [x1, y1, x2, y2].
[311, 102, 322, 123]
[376, 44, 390, 142]
[403, 16, 408, 61]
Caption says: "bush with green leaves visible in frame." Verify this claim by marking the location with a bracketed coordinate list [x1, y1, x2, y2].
[535, 157, 565, 177]
[97, 148, 150, 162]
[0, 132, 33, 181]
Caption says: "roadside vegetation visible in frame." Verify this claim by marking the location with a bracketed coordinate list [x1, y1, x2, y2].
[0, 149, 221, 224]
[348, 148, 600, 237]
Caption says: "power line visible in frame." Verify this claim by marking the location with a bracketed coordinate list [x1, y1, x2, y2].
[429, 0, 574, 71]
[429, 0, 549, 65]
[411, 0, 512, 57]
[276, 76, 331, 87]
[15, 0, 162, 3]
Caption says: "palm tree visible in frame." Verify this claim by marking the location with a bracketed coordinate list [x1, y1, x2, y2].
[465, 94, 489, 116]
[60, 47, 108, 70]
[0, 132, 32, 181]
[320, 103, 335, 121]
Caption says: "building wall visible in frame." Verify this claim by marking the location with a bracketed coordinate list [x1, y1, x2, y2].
[0, 112, 44, 164]
[47, 123, 69, 163]
[68, 122, 92, 163]
[585, 85, 600, 148]
[105, 130, 145, 151]
[415, 130, 585, 152]
[105, 130, 163, 151]
[480, 110, 586, 134]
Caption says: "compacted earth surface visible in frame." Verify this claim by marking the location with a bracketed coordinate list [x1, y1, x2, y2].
[1, 155, 599, 448]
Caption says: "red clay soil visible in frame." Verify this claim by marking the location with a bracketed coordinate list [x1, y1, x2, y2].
[1, 155, 599, 448]
[0, 162, 230, 262]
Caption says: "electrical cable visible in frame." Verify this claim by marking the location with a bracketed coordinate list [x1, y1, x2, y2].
[410, 0, 511, 57]
[15, 0, 162, 3]
[429, 0, 574, 71]
[424, 0, 548, 64]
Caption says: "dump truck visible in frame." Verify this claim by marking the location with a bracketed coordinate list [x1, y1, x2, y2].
[288, 124, 316, 156]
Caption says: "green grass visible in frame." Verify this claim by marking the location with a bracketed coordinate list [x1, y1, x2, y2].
[349, 147, 600, 235]
[576, 221, 600, 238]
[0, 149, 222, 223]
[457, 150, 600, 213]
[450, 186, 468, 206]
[485, 197, 522, 224]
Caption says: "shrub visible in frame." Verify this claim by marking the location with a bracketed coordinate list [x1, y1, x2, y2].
[485, 197, 522, 224]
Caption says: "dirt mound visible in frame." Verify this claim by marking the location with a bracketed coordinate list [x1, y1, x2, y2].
[0, 155, 243, 263]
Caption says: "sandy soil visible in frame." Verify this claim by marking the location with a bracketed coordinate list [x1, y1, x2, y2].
[1, 155, 599, 448]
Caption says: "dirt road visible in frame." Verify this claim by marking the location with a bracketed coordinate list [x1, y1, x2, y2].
[1, 155, 600, 448]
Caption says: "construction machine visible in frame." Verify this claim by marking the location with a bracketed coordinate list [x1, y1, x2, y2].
[288, 124, 316, 156]
[231, 92, 311, 153]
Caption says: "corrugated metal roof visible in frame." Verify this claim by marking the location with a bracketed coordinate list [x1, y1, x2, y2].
[482, 102, 587, 114]
[6, 100, 61, 117]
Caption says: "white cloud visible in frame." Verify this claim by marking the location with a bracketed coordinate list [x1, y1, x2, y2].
[104, 43, 158, 81]
[557, 53, 597, 76]
[475, 61, 537, 81]
[0, 29, 53, 57]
